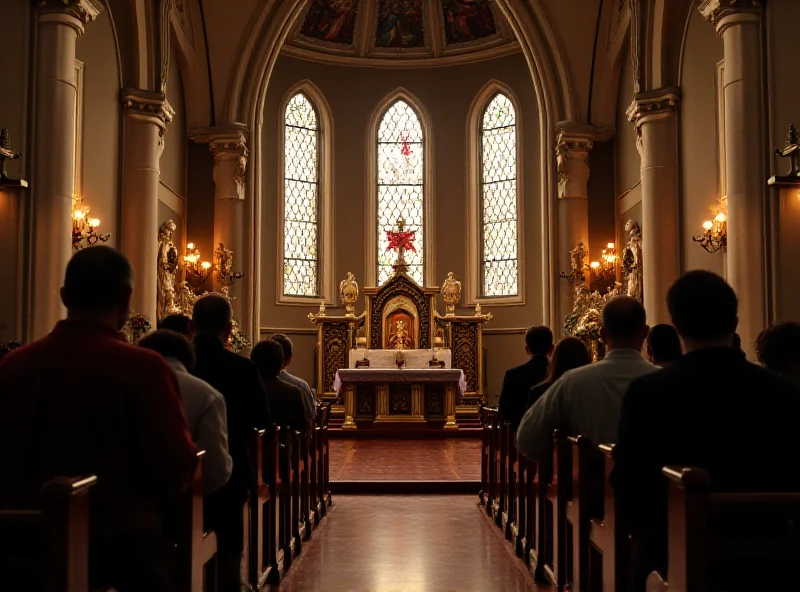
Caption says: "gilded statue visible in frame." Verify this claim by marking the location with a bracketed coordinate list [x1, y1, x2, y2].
[623, 219, 643, 302]
[441, 272, 462, 316]
[214, 243, 243, 288]
[339, 272, 359, 316]
[157, 220, 180, 320]
[388, 319, 412, 350]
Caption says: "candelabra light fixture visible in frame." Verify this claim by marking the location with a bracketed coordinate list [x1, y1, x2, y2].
[590, 243, 619, 282]
[72, 195, 109, 250]
[184, 242, 211, 287]
[693, 201, 727, 253]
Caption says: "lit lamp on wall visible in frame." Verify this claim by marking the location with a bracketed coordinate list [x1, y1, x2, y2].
[72, 195, 109, 250]
[184, 242, 211, 288]
[589, 243, 618, 292]
[693, 203, 727, 253]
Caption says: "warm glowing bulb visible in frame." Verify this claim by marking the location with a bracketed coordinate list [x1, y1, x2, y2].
[187, 242, 195, 250]
[201, 261, 211, 270]
[702, 220, 713, 231]
[715, 212, 726, 223]
[607, 243, 614, 249]
[74, 210, 85, 220]
[590, 261, 600, 269]
[89, 218, 100, 228]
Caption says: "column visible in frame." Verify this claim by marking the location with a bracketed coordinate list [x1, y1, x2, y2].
[120, 90, 173, 325]
[700, 0, 765, 356]
[627, 89, 681, 325]
[555, 123, 594, 326]
[31, 0, 101, 338]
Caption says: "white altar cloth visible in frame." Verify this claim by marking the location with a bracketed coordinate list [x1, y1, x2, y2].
[348, 348, 451, 369]
[334, 368, 466, 395]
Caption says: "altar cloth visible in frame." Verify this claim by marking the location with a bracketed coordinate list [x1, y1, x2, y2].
[348, 348, 451, 369]
[334, 368, 467, 395]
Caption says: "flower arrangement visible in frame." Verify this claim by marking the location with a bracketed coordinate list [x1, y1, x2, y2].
[574, 308, 602, 341]
[227, 320, 250, 354]
[123, 312, 152, 345]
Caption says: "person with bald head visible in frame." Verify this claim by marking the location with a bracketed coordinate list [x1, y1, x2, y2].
[0, 246, 198, 591]
[516, 296, 657, 460]
[191, 293, 271, 592]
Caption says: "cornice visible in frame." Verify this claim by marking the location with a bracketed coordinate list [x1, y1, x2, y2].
[699, 0, 763, 27]
[626, 87, 681, 125]
[35, 0, 102, 35]
[188, 124, 250, 156]
[120, 88, 174, 127]
[555, 122, 596, 152]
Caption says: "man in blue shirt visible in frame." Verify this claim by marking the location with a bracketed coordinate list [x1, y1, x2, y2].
[271, 333, 317, 423]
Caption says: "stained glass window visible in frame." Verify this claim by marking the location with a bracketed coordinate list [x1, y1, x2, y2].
[283, 93, 320, 297]
[377, 99, 424, 285]
[481, 93, 518, 297]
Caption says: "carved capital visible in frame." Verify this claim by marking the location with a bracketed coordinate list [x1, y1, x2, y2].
[626, 87, 681, 128]
[191, 125, 250, 201]
[555, 123, 596, 199]
[121, 89, 174, 129]
[699, 0, 762, 30]
[34, 0, 102, 36]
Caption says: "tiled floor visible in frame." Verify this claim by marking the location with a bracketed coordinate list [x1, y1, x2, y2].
[329, 439, 482, 481]
[276, 495, 545, 592]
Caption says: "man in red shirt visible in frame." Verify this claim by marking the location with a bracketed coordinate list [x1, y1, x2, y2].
[0, 246, 198, 591]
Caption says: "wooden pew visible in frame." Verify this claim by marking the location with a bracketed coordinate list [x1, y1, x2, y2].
[587, 444, 629, 592]
[309, 408, 321, 525]
[173, 451, 217, 592]
[291, 429, 307, 547]
[318, 404, 331, 511]
[501, 421, 517, 539]
[647, 466, 800, 592]
[0, 475, 96, 592]
[512, 446, 527, 557]
[542, 432, 570, 587]
[246, 429, 273, 591]
[262, 426, 284, 585]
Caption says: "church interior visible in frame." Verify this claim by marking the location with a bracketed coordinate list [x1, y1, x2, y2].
[2, 0, 800, 590]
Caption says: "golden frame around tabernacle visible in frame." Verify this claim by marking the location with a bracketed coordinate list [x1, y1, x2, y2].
[381, 295, 420, 349]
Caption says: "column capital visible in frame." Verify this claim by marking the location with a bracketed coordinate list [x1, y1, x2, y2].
[699, 0, 762, 32]
[555, 123, 598, 200]
[120, 89, 174, 129]
[626, 87, 681, 128]
[189, 124, 250, 158]
[34, 0, 102, 36]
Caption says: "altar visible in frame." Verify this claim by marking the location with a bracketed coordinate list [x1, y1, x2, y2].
[334, 368, 466, 430]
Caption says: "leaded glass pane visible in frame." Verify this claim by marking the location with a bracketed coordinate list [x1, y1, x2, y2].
[481, 93, 518, 297]
[377, 100, 424, 286]
[283, 93, 320, 297]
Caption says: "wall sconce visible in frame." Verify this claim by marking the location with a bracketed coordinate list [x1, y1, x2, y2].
[560, 242, 588, 284]
[693, 202, 727, 253]
[72, 194, 109, 250]
[184, 242, 211, 287]
[590, 243, 618, 282]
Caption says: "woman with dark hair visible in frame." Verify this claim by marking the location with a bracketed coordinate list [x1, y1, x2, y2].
[525, 336, 591, 411]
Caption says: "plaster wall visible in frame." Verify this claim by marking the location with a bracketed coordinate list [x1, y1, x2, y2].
[615, 40, 641, 224]
[260, 52, 542, 400]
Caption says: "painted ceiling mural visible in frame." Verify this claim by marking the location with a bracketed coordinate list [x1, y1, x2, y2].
[289, 0, 517, 63]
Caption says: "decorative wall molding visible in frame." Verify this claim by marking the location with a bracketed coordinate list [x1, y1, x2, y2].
[73, 59, 84, 196]
[699, 0, 763, 27]
[483, 327, 528, 335]
[120, 88, 174, 129]
[626, 87, 681, 126]
[259, 326, 318, 336]
[36, 0, 102, 35]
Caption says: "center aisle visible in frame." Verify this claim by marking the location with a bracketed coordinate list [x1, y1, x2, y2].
[275, 495, 549, 591]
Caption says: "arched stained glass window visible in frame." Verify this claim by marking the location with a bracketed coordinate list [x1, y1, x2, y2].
[377, 100, 424, 286]
[481, 93, 518, 297]
[283, 93, 319, 297]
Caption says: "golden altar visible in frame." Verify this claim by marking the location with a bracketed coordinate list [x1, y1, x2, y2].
[308, 268, 492, 430]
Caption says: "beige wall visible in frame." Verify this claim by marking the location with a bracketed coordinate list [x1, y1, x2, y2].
[160, 44, 188, 242]
[260, 53, 542, 397]
[615, 39, 641, 243]
[679, 8, 724, 276]
[76, 7, 120, 246]
[0, 0, 29, 341]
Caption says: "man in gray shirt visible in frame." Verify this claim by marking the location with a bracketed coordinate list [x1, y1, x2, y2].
[516, 296, 657, 460]
[271, 333, 317, 423]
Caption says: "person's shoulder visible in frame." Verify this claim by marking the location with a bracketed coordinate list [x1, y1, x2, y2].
[179, 371, 225, 404]
[505, 361, 529, 377]
[277, 377, 303, 397]
[745, 360, 799, 394]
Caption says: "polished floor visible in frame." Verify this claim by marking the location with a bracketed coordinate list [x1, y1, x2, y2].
[329, 439, 482, 481]
[276, 495, 544, 592]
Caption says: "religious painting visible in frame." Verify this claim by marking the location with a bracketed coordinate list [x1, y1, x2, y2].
[385, 311, 415, 350]
[300, 0, 359, 45]
[441, 0, 496, 45]
[375, 0, 425, 48]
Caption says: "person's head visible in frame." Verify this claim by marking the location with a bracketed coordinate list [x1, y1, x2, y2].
[667, 270, 738, 351]
[271, 333, 293, 369]
[190, 294, 233, 341]
[600, 296, 648, 351]
[524, 325, 554, 358]
[158, 314, 193, 339]
[547, 337, 591, 383]
[250, 338, 285, 379]
[60, 246, 133, 330]
[646, 324, 682, 367]
[138, 329, 196, 372]
[756, 322, 800, 379]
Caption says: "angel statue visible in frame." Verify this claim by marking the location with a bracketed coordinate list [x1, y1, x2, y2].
[441, 272, 462, 316]
[157, 220, 180, 320]
[622, 219, 643, 302]
[339, 272, 359, 316]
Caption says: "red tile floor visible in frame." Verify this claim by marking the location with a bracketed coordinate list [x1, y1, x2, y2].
[329, 439, 482, 481]
[275, 495, 550, 592]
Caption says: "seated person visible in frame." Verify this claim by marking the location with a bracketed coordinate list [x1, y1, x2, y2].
[251, 339, 308, 434]
[645, 323, 682, 368]
[498, 325, 553, 428]
[756, 321, 800, 387]
[158, 313, 193, 339]
[526, 336, 591, 411]
[271, 333, 317, 424]
[516, 297, 657, 460]
[612, 271, 800, 590]
[0, 247, 197, 592]
[139, 329, 232, 495]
